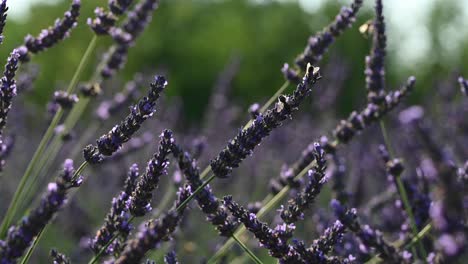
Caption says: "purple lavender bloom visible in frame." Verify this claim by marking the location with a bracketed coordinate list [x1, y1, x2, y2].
[109, 0, 135, 16]
[0, 134, 13, 171]
[331, 199, 409, 263]
[365, 0, 387, 104]
[211, 65, 321, 178]
[88, 7, 117, 35]
[83, 76, 167, 163]
[90, 164, 140, 256]
[164, 251, 178, 264]
[223, 196, 295, 260]
[129, 130, 173, 216]
[172, 143, 237, 237]
[100, 0, 159, 79]
[50, 249, 70, 264]
[16, 64, 39, 94]
[280, 143, 328, 224]
[0, 49, 20, 135]
[458, 76, 468, 96]
[51, 91, 79, 109]
[115, 186, 191, 264]
[22, 0, 80, 60]
[293, 223, 347, 264]
[293, 0, 363, 72]
[0, 0, 8, 44]
[0, 159, 82, 263]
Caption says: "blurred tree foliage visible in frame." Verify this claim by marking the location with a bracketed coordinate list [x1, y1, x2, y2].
[0, 0, 467, 120]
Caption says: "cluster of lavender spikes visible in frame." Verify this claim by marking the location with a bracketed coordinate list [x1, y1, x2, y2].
[0, 0, 467, 263]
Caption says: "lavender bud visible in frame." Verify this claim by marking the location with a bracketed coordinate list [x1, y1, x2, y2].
[109, 0, 135, 16]
[172, 143, 237, 236]
[100, 45, 129, 79]
[248, 103, 260, 119]
[331, 199, 408, 263]
[281, 63, 301, 84]
[458, 76, 468, 96]
[23, 0, 80, 58]
[223, 196, 293, 259]
[164, 251, 179, 264]
[211, 65, 321, 178]
[0, 159, 82, 263]
[84, 76, 167, 163]
[0, 49, 20, 135]
[52, 90, 79, 109]
[294, 0, 363, 72]
[88, 7, 117, 35]
[0, 0, 7, 44]
[280, 143, 328, 224]
[0, 135, 13, 172]
[115, 186, 191, 264]
[122, 0, 159, 39]
[129, 130, 173, 216]
[90, 164, 140, 256]
[50, 249, 70, 264]
[365, 0, 387, 104]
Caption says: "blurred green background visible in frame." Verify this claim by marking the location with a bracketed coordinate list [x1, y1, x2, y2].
[3, 0, 468, 120]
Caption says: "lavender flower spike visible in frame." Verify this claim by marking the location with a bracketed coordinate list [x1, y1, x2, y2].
[280, 143, 328, 224]
[294, 0, 363, 71]
[21, 0, 80, 61]
[365, 0, 387, 104]
[109, 0, 135, 16]
[0, 159, 83, 263]
[164, 251, 179, 264]
[0, 49, 20, 135]
[223, 196, 297, 261]
[50, 249, 70, 264]
[458, 76, 468, 96]
[211, 65, 321, 178]
[90, 164, 140, 256]
[0, 0, 8, 44]
[331, 199, 409, 263]
[115, 186, 191, 264]
[84, 75, 167, 163]
[129, 130, 174, 217]
[172, 143, 237, 236]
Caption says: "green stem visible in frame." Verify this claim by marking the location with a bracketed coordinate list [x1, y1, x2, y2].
[232, 234, 264, 264]
[0, 36, 98, 238]
[379, 121, 427, 260]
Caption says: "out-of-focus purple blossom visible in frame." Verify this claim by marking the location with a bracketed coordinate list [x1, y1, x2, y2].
[50, 249, 70, 264]
[115, 185, 191, 264]
[0, 134, 13, 171]
[211, 66, 321, 178]
[109, 0, 135, 16]
[22, 0, 80, 61]
[0, 159, 82, 263]
[398, 105, 424, 125]
[16, 64, 39, 94]
[129, 130, 173, 217]
[84, 76, 167, 163]
[90, 164, 140, 256]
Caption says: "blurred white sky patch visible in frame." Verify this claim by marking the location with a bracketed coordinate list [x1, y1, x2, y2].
[9, 0, 61, 18]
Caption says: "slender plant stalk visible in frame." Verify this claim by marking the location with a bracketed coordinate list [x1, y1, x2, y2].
[0, 36, 98, 238]
[232, 234, 264, 264]
[379, 121, 427, 259]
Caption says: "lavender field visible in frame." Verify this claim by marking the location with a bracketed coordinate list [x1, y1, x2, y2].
[0, 0, 466, 263]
